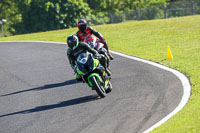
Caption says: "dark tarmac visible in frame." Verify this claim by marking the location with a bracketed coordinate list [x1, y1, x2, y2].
[0, 42, 183, 133]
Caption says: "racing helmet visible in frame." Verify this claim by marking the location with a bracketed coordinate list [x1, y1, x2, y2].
[77, 19, 87, 32]
[67, 35, 79, 49]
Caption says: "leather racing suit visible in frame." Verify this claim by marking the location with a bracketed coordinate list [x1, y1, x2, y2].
[76, 27, 109, 51]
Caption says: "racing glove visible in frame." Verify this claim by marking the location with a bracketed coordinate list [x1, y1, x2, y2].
[93, 53, 101, 60]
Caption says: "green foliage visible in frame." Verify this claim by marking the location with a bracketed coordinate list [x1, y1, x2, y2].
[196, 0, 200, 13]
[166, 0, 192, 17]
[13, 0, 90, 34]
[86, 0, 166, 24]
[1, 0, 199, 35]
[87, 13, 110, 25]
[46, 0, 91, 28]
[121, 0, 166, 10]
[83, 0, 106, 14]
[0, 0, 21, 35]
[140, 5, 164, 20]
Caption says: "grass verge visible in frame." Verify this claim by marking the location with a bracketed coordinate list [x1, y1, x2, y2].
[1, 15, 200, 132]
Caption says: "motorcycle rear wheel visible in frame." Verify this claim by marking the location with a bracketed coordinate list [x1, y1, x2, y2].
[105, 81, 112, 93]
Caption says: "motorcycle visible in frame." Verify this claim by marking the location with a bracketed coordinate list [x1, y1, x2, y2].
[75, 52, 112, 98]
[84, 35, 110, 67]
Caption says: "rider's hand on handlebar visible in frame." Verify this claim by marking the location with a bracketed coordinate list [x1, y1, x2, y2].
[94, 53, 101, 59]
[101, 38, 107, 44]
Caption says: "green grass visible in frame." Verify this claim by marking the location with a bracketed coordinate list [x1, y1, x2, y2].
[1, 15, 200, 132]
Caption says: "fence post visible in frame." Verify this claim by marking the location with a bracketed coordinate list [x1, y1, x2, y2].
[109, 13, 114, 24]
[190, 0, 195, 15]
[135, 8, 140, 20]
[162, 5, 167, 19]
[0, 21, 4, 37]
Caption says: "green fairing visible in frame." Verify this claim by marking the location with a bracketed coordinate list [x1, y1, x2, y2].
[88, 59, 101, 87]
[93, 59, 108, 87]
[104, 79, 109, 88]
[103, 71, 105, 76]
[76, 57, 102, 87]
[88, 73, 102, 87]
[76, 58, 99, 75]
[93, 58, 99, 69]
[76, 67, 84, 75]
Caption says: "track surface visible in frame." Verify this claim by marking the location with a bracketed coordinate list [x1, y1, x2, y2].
[0, 42, 183, 133]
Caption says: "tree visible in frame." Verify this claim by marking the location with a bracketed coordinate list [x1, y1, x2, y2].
[13, 0, 91, 34]
[118, 0, 166, 20]
[46, 0, 91, 28]
[0, 0, 21, 35]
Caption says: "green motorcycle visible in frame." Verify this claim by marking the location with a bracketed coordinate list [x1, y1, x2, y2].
[75, 52, 112, 98]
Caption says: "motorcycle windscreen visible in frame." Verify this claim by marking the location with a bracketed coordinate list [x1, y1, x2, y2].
[77, 53, 94, 74]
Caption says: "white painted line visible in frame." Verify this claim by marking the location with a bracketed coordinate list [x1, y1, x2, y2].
[0, 40, 66, 44]
[110, 51, 191, 133]
[0, 41, 191, 132]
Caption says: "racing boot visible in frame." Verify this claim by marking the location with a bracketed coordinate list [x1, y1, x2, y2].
[108, 53, 114, 60]
[98, 54, 111, 76]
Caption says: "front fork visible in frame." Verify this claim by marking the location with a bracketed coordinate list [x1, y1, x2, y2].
[87, 73, 103, 87]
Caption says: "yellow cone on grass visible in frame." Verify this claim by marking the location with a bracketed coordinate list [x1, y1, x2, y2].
[167, 45, 173, 59]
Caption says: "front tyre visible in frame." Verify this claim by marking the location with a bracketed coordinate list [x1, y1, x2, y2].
[90, 76, 106, 98]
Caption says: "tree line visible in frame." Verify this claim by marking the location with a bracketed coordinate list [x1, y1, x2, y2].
[0, 0, 199, 36]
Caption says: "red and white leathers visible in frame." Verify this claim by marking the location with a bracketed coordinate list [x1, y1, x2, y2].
[76, 27, 109, 52]
[83, 35, 104, 53]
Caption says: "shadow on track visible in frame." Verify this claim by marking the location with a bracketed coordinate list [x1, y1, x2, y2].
[1, 79, 79, 97]
[0, 94, 99, 118]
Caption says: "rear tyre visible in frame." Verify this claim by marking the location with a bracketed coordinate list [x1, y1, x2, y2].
[106, 81, 112, 93]
[90, 76, 106, 98]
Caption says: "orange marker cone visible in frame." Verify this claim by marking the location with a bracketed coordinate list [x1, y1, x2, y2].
[167, 45, 173, 59]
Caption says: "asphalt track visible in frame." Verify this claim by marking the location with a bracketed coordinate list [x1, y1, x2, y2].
[0, 42, 184, 133]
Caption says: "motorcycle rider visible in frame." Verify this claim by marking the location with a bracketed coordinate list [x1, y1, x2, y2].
[66, 35, 111, 81]
[76, 18, 114, 60]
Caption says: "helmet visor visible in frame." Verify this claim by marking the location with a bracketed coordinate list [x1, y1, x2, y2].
[67, 41, 76, 49]
[78, 24, 87, 32]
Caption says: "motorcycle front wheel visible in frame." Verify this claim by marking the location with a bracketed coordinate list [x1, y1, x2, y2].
[89, 76, 106, 98]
